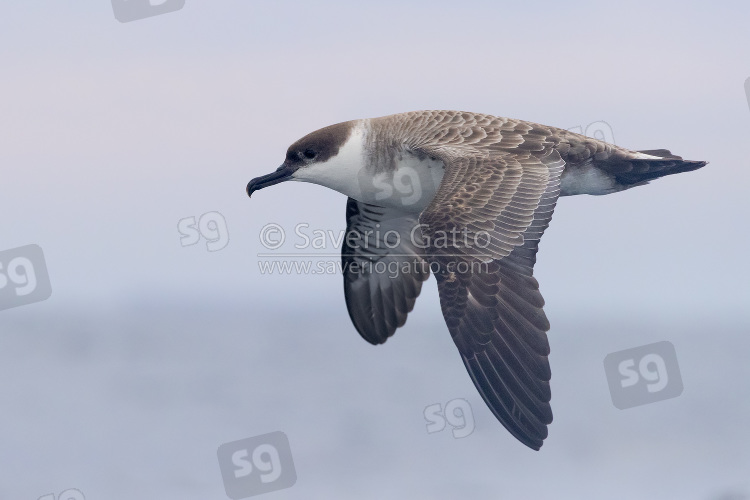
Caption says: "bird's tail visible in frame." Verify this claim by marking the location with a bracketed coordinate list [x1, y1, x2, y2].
[606, 149, 707, 186]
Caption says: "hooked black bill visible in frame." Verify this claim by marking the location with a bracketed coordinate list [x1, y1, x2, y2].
[246, 164, 294, 198]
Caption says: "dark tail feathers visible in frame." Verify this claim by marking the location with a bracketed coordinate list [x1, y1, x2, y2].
[609, 149, 707, 186]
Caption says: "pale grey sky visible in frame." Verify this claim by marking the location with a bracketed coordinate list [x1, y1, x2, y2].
[2, 1, 748, 314]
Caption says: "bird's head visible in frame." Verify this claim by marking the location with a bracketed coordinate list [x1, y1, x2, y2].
[246, 120, 365, 199]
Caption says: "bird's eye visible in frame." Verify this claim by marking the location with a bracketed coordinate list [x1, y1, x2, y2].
[303, 149, 317, 159]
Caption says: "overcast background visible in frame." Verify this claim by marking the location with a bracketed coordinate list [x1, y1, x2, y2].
[1, 1, 749, 499]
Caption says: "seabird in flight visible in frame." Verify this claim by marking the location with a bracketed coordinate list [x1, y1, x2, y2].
[246, 110, 706, 450]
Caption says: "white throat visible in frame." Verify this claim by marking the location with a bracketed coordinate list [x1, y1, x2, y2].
[290, 120, 445, 213]
[291, 122, 367, 199]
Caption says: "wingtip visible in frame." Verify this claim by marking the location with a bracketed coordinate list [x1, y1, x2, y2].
[525, 441, 543, 451]
[513, 429, 547, 451]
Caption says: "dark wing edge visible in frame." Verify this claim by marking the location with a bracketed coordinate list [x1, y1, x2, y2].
[420, 151, 565, 450]
[342, 198, 430, 345]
